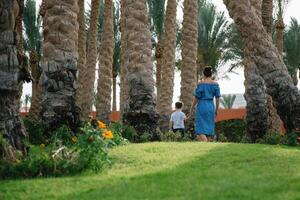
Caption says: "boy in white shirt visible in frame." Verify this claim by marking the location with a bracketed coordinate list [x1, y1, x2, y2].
[169, 101, 187, 138]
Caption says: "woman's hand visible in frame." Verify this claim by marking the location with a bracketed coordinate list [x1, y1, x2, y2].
[215, 110, 219, 117]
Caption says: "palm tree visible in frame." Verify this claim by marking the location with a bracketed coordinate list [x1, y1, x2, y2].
[284, 18, 300, 86]
[243, 0, 269, 142]
[123, 0, 158, 138]
[147, 0, 166, 101]
[16, 0, 25, 108]
[76, 0, 87, 118]
[180, 0, 198, 111]
[81, 0, 101, 120]
[112, 3, 121, 112]
[120, 0, 129, 120]
[0, 0, 27, 152]
[220, 94, 236, 109]
[41, 0, 80, 130]
[223, 0, 300, 131]
[156, 0, 177, 132]
[96, 0, 115, 123]
[23, 0, 43, 120]
[274, 0, 290, 57]
[197, 2, 232, 78]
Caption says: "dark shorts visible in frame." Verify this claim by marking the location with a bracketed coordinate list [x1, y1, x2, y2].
[173, 128, 185, 137]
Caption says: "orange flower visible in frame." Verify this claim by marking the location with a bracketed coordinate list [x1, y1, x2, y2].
[40, 143, 45, 149]
[71, 136, 78, 144]
[97, 121, 106, 129]
[102, 129, 113, 139]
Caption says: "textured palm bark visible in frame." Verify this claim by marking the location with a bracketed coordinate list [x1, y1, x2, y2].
[156, 0, 177, 132]
[75, 0, 87, 119]
[81, 0, 100, 119]
[224, 0, 300, 131]
[261, 0, 273, 34]
[96, 0, 115, 124]
[261, 0, 281, 133]
[180, 0, 198, 111]
[123, 0, 158, 139]
[41, 0, 80, 130]
[275, 18, 284, 57]
[155, 35, 164, 102]
[28, 50, 42, 120]
[15, 0, 24, 110]
[120, 0, 129, 121]
[244, 0, 279, 141]
[0, 0, 27, 152]
[112, 74, 117, 111]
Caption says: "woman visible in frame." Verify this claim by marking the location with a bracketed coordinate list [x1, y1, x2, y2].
[188, 67, 221, 142]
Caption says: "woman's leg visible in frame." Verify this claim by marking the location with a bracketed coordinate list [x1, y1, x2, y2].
[207, 136, 213, 142]
[197, 134, 208, 142]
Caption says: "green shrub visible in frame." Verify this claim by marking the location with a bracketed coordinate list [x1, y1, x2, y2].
[287, 131, 298, 147]
[23, 118, 50, 145]
[0, 121, 127, 179]
[216, 120, 246, 143]
[263, 131, 281, 145]
[240, 134, 252, 144]
[159, 131, 182, 142]
[218, 134, 228, 143]
[109, 122, 136, 142]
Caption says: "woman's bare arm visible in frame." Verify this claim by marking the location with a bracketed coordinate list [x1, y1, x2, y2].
[215, 97, 220, 116]
[188, 97, 198, 118]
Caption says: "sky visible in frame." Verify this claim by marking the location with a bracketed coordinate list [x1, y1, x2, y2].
[24, 0, 300, 105]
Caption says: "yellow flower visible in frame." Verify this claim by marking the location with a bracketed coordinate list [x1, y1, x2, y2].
[40, 143, 45, 149]
[102, 129, 113, 139]
[97, 121, 106, 129]
[71, 136, 78, 144]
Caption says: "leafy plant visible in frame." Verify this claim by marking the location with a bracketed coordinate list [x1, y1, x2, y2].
[263, 131, 281, 145]
[220, 94, 236, 109]
[216, 119, 246, 143]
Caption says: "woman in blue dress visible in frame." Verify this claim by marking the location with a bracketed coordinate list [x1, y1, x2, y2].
[188, 67, 221, 142]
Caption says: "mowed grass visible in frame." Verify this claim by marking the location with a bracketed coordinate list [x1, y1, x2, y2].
[1, 142, 300, 200]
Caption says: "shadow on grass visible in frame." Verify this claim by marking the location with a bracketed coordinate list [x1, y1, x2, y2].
[57, 144, 300, 200]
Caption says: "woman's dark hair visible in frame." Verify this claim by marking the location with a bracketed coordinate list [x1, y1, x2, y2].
[203, 67, 213, 77]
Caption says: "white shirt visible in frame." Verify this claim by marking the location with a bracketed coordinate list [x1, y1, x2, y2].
[170, 110, 186, 129]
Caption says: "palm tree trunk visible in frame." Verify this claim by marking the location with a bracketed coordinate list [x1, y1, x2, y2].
[275, 17, 284, 57]
[112, 74, 117, 111]
[155, 35, 164, 102]
[76, 0, 87, 119]
[123, 0, 158, 139]
[16, 0, 24, 110]
[261, 0, 273, 34]
[0, 0, 27, 152]
[41, 0, 80, 130]
[81, 0, 101, 120]
[96, 0, 115, 124]
[157, 0, 177, 132]
[261, 0, 281, 133]
[28, 50, 42, 120]
[120, 0, 129, 121]
[180, 0, 198, 113]
[224, 0, 300, 131]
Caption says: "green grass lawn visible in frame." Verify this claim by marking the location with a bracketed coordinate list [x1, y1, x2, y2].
[1, 142, 300, 200]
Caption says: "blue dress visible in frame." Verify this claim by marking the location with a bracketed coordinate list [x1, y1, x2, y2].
[194, 83, 221, 136]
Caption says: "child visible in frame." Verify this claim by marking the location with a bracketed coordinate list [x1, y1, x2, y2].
[169, 101, 187, 138]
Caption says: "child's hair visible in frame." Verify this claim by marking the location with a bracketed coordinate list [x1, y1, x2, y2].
[203, 66, 213, 77]
[175, 101, 184, 109]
